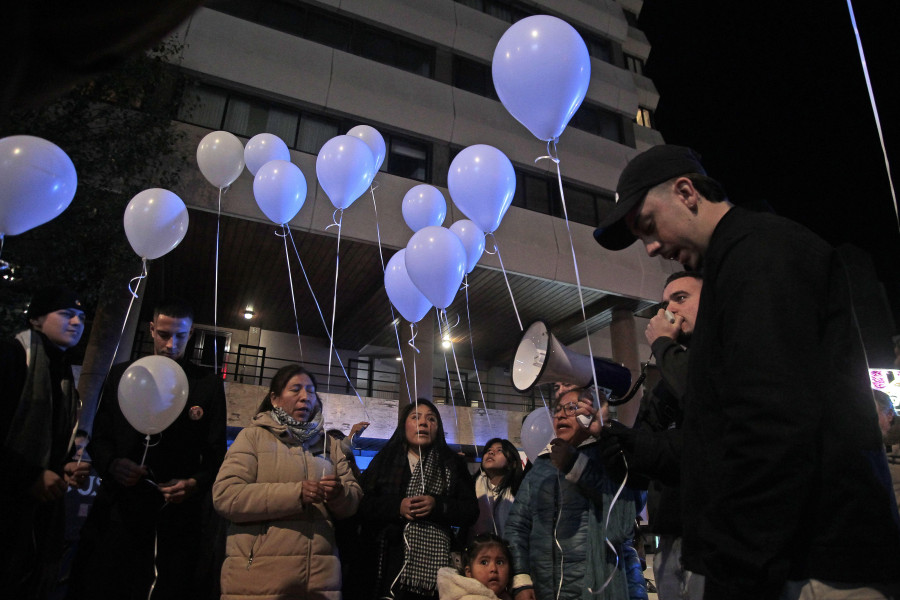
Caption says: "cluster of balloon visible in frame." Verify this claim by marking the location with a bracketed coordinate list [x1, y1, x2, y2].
[521, 407, 554, 463]
[402, 185, 446, 232]
[118, 356, 189, 437]
[196, 131, 245, 189]
[404, 225, 467, 310]
[492, 15, 591, 142]
[316, 135, 377, 210]
[0, 135, 77, 240]
[447, 144, 515, 235]
[384, 249, 432, 324]
[123, 189, 189, 260]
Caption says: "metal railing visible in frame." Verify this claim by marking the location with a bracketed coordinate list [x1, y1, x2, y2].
[129, 337, 539, 412]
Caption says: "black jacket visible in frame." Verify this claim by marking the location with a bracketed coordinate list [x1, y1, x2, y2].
[682, 207, 900, 598]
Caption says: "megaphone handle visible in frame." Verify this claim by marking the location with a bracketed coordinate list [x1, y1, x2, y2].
[607, 351, 652, 406]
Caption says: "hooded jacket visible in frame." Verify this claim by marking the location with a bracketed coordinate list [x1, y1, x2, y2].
[213, 410, 362, 599]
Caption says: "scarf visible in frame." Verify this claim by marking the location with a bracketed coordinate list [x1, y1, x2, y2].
[5, 330, 77, 469]
[397, 447, 453, 594]
[270, 405, 324, 446]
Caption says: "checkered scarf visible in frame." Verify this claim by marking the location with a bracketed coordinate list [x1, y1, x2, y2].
[270, 405, 323, 446]
[396, 448, 453, 594]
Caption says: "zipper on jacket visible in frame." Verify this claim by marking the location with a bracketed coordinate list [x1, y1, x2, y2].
[246, 546, 254, 570]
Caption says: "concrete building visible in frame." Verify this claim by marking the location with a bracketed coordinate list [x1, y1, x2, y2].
[135, 0, 679, 438]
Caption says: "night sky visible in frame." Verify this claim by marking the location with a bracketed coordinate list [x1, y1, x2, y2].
[640, 1, 900, 332]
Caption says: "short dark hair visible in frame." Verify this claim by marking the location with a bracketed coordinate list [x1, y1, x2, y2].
[153, 297, 194, 322]
[258, 364, 318, 412]
[874, 389, 896, 416]
[664, 270, 703, 287]
[686, 173, 728, 203]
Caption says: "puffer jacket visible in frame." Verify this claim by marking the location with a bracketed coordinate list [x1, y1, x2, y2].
[436, 567, 507, 600]
[504, 441, 646, 600]
[213, 412, 362, 599]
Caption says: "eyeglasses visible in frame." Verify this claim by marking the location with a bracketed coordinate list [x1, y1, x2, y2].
[553, 402, 579, 417]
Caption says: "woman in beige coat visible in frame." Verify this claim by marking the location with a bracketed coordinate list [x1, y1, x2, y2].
[213, 365, 361, 599]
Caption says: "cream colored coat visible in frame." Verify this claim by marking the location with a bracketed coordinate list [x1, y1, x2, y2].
[213, 412, 362, 599]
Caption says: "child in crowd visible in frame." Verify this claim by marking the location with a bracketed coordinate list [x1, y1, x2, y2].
[437, 533, 513, 600]
[470, 439, 523, 543]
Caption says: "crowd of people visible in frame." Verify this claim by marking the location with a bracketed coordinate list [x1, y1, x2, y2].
[4, 144, 900, 600]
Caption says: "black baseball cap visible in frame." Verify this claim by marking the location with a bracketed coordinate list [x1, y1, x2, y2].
[593, 145, 706, 251]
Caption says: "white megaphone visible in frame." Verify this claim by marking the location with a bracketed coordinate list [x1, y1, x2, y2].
[510, 320, 631, 398]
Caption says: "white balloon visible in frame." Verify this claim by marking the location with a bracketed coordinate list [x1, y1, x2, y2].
[118, 356, 189, 435]
[347, 125, 386, 172]
[384, 249, 432, 323]
[492, 15, 591, 141]
[402, 185, 447, 232]
[253, 159, 307, 225]
[315, 135, 375, 210]
[449, 219, 485, 274]
[521, 407, 554, 463]
[197, 130, 245, 188]
[404, 226, 466, 310]
[0, 135, 77, 237]
[123, 189, 189, 260]
[447, 145, 516, 234]
[244, 133, 291, 176]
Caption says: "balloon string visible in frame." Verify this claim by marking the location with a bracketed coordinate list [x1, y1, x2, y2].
[0, 233, 5, 262]
[846, 0, 899, 227]
[391, 317, 414, 405]
[542, 148, 605, 419]
[85, 260, 147, 438]
[284, 228, 370, 421]
[438, 310, 461, 451]
[486, 233, 523, 331]
[463, 273, 492, 437]
[370, 185, 387, 271]
[372, 183, 414, 406]
[213, 188, 222, 376]
[327, 210, 344, 392]
[278, 225, 304, 362]
[410, 325, 419, 404]
[139, 434, 151, 468]
[539, 146, 622, 596]
[441, 308, 473, 454]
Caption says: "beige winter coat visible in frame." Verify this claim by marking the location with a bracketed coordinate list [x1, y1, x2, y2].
[213, 412, 362, 599]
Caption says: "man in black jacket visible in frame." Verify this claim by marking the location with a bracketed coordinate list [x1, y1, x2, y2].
[594, 145, 900, 599]
[1, 286, 90, 598]
[604, 271, 705, 599]
[68, 298, 226, 600]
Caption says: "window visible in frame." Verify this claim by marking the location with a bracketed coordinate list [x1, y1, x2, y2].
[625, 54, 645, 76]
[298, 114, 339, 155]
[177, 83, 432, 178]
[453, 56, 497, 99]
[622, 9, 639, 27]
[207, 0, 433, 77]
[568, 104, 625, 143]
[636, 107, 654, 128]
[387, 137, 428, 181]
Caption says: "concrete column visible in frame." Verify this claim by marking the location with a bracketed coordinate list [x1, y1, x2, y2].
[399, 311, 434, 407]
[610, 307, 642, 427]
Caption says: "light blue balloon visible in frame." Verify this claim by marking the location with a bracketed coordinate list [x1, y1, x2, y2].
[492, 15, 591, 141]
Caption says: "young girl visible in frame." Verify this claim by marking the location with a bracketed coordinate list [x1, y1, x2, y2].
[437, 534, 513, 600]
[470, 438, 523, 542]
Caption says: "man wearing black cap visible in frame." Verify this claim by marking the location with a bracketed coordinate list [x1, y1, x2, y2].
[1, 286, 91, 598]
[594, 145, 900, 599]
